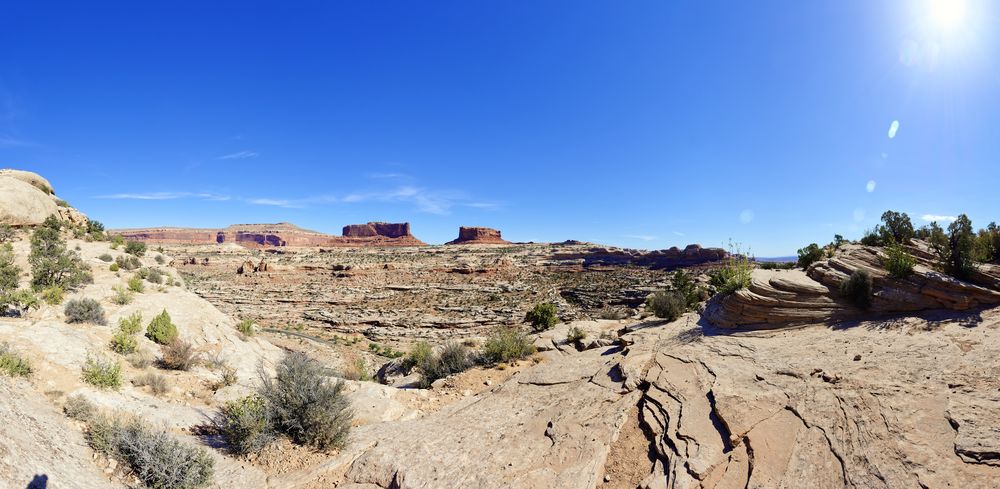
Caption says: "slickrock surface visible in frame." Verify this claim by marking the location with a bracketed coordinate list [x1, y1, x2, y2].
[113, 222, 425, 248]
[707, 243, 1000, 329]
[0, 168, 88, 227]
[446, 226, 511, 245]
[262, 307, 1000, 488]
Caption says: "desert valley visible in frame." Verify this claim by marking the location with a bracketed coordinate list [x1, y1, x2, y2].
[2, 168, 999, 489]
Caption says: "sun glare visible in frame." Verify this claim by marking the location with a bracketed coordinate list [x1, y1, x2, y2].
[929, 0, 966, 31]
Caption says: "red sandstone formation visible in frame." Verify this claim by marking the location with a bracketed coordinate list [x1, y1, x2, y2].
[112, 222, 425, 248]
[446, 226, 510, 245]
[548, 243, 728, 269]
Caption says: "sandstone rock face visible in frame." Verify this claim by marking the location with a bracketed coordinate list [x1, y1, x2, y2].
[446, 226, 510, 245]
[0, 168, 54, 194]
[342, 222, 412, 239]
[706, 243, 1000, 329]
[548, 243, 728, 269]
[0, 175, 60, 226]
[113, 222, 426, 248]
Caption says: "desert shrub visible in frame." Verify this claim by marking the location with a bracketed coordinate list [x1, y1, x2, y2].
[708, 241, 753, 295]
[133, 372, 169, 395]
[645, 290, 686, 321]
[215, 395, 275, 455]
[260, 353, 353, 451]
[147, 310, 178, 344]
[86, 415, 214, 489]
[481, 327, 536, 365]
[860, 227, 883, 246]
[29, 217, 92, 291]
[82, 355, 122, 389]
[0, 224, 15, 243]
[40, 285, 64, 305]
[0, 343, 32, 377]
[115, 254, 141, 271]
[339, 357, 372, 381]
[418, 342, 474, 387]
[883, 242, 916, 278]
[109, 263, 120, 272]
[86, 220, 106, 241]
[160, 339, 198, 371]
[597, 306, 629, 320]
[127, 275, 145, 293]
[98, 253, 113, 262]
[1, 289, 40, 316]
[110, 285, 134, 305]
[0, 243, 18, 290]
[758, 261, 796, 270]
[796, 243, 825, 269]
[110, 330, 139, 355]
[236, 318, 255, 337]
[402, 341, 433, 371]
[841, 269, 873, 309]
[109, 234, 125, 249]
[128, 350, 153, 369]
[124, 240, 147, 257]
[64, 394, 96, 421]
[566, 326, 587, 344]
[64, 298, 107, 325]
[55, 198, 69, 207]
[670, 270, 703, 309]
[145, 268, 164, 284]
[154, 255, 166, 265]
[524, 302, 558, 332]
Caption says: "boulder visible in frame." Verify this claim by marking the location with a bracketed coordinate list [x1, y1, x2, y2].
[0, 174, 59, 226]
[0, 169, 54, 194]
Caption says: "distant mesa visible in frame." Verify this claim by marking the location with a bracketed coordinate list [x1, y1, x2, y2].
[113, 221, 425, 248]
[446, 226, 510, 245]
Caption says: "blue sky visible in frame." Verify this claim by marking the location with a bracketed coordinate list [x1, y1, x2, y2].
[1, 1, 997, 256]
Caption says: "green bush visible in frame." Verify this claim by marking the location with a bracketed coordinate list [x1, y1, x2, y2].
[215, 395, 274, 455]
[402, 341, 433, 371]
[110, 234, 125, 249]
[944, 215, 977, 279]
[0, 224, 15, 243]
[147, 310, 178, 344]
[86, 414, 214, 489]
[110, 285, 134, 305]
[64, 298, 107, 325]
[127, 275, 145, 293]
[82, 355, 122, 389]
[115, 254, 141, 271]
[481, 327, 536, 365]
[645, 290, 686, 321]
[260, 353, 353, 451]
[109, 330, 138, 355]
[98, 253, 113, 262]
[236, 319, 256, 337]
[1, 289, 39, 316]
[670, 270, 703, 308]
[566, 326, 587, 344]
[142, 267, 164, 284]
[796, 243, 825, 269]
[841, 269, 873, 309]
[758, 261, 796, 270]
[418, 342, 474, 387]
[524, 302, 558, 332]
[117, 312, 143, 335]
[154, 255, 166, 265]
[860, 227, 883, 246]
[883, 242, 916, 278]
[124, 240, 147, 257]
[708, 241, 753, 295]
[29, 217, 93, 291]
[0, 343, 32, 377]
[40, 285, 64, 305]
[109, 263, 120, 272]
[880, 210, 915, 244]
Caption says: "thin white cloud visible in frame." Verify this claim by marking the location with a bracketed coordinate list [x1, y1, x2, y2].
[673, 231, 686, 237]
[96, 192, 230, 201]
[0, 135, 36, 147]
[921, 214, 957, 223]
[366, 172, 410, 180]
[624, 235, 658, 241]
[217, 150, 258, 160]
[888, 120, 900, 139]
[866, 180, 876, 193]
[247, 198, 303, 209]
[739, 209, 754, 224]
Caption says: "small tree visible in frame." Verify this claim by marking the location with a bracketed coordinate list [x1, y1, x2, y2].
[879, 211, 915, 244]
[645, 290, 686, 321]
[146, 309, 178, 345]
[29, 216, 92, 291]
[945, 214, 977, 279]
[524, 303, 558, 332]
[124, 240, 147, 257]
[796, 243, 825, 268]
[841, 269, 873, 309]
[883, 242, 916, 278]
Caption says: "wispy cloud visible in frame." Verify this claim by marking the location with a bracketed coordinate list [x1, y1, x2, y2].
[96, 192, 230, 201]
[217, 150, 258, 160]
[672, 231, 686, 237]
[0, 135, 36, 148]
[624, 234, 658, 241]
[247, 198, 303, 209]
[366, 172, 410, 180]
[921, 214, 957, 223]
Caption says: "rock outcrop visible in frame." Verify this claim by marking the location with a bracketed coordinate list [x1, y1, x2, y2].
[446, 226, 510, 245]
[548, 243, 728, 270]
[706, 242, 1000, 329]
[113, 222, 425, 248]
[0, 168, 88, 227]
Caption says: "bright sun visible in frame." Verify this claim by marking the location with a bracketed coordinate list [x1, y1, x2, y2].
[929, 0, 967, 31]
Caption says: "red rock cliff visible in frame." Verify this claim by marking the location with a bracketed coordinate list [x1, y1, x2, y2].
[342, 222, 412, 239]
[446, 226, 510, 245]
[112, 222, 425, 248]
